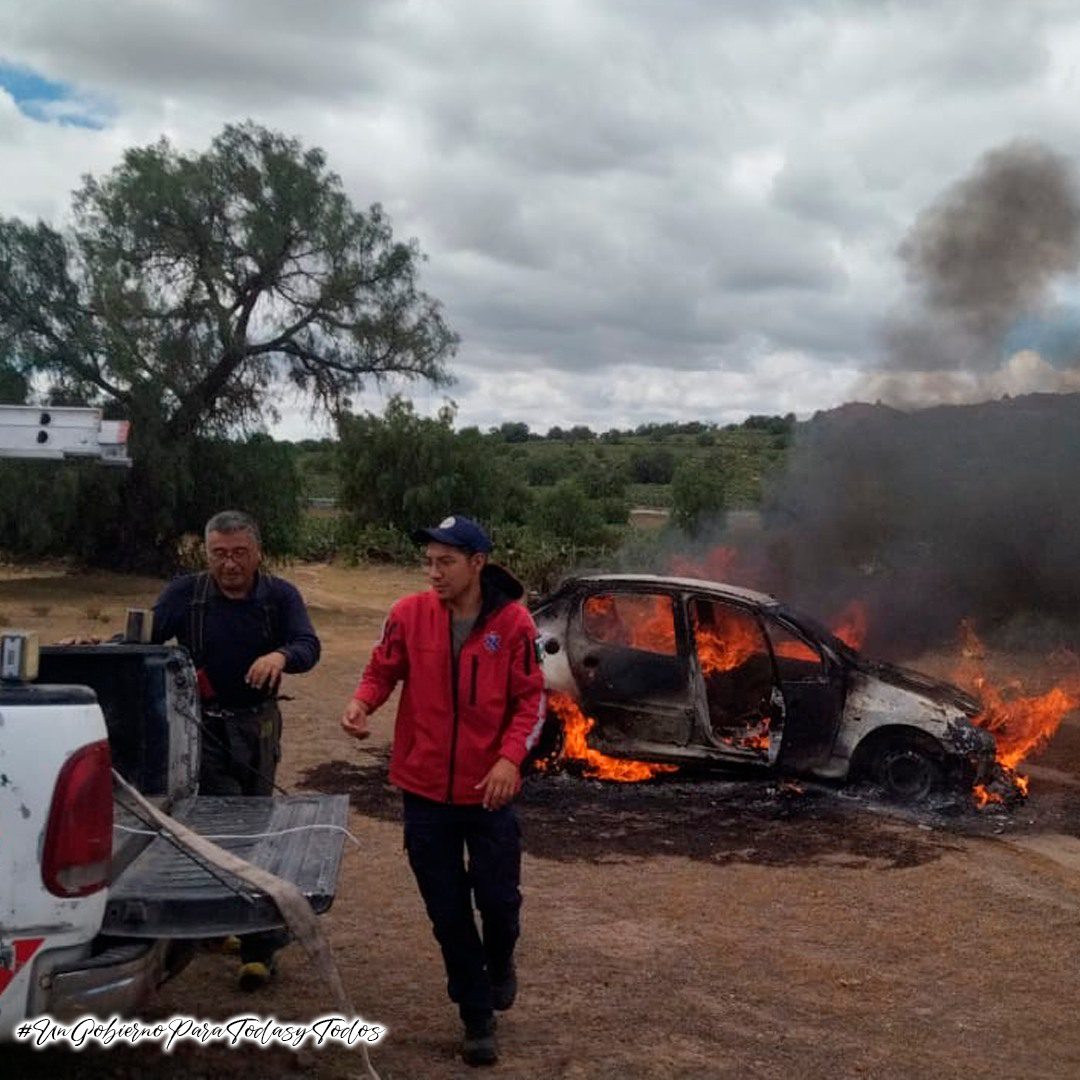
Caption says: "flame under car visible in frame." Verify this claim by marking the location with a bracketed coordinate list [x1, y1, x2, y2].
[531, 575, 997, 801]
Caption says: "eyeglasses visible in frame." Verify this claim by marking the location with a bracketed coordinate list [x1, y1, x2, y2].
[208, 547, 256, 564]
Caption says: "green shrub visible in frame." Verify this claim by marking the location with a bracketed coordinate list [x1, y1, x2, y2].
[577, 457, 628, 501]
[629, 447, 676, 484]
[493, 525, 593, 594]
[597, 495, 631, 524]
[626, 483, 672, 509]
[295, 514, 342, 561]
[339, 524, 418, 565]
[527, 480, 610, 547]
[670, 455, 726, 536]
[337, 397, 530, 533]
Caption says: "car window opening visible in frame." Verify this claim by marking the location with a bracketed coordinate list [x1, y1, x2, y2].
[582, 593, 677, 656]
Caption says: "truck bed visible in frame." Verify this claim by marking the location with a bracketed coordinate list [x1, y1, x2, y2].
[104, 794, 350, 938]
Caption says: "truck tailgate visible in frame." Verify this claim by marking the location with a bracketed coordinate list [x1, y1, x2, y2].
[103, 794, 349, 938]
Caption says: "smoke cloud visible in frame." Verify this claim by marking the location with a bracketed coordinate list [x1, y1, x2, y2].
[858, 141, 1080, 408]
[777, 393, 1080, 645]
[684, 393, 1080, 660]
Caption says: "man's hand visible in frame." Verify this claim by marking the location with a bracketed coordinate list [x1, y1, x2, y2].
[246, 650, 287, 691]
[476, 757, 520, 810]
[341, 698, 371, 740]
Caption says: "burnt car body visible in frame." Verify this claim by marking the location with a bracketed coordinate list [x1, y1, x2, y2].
[531, 575, 997, 800]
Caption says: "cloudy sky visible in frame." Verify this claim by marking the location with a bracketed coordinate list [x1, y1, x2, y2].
[3, 0, 1080, 437]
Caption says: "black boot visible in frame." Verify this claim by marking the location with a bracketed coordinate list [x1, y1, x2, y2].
[491, 960, 517, 1011]
[462, 1012, 498, 1067]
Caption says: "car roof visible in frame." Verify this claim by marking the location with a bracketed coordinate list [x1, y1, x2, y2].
[566, 573, 780, 609]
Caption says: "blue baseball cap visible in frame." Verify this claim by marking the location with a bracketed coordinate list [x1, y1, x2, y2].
[411, 515, 493, 554]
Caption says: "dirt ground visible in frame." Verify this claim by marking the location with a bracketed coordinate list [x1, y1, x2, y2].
[4, 561, 1080, 1080]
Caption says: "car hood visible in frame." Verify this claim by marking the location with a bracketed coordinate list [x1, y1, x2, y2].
[853, 659, 982, 718]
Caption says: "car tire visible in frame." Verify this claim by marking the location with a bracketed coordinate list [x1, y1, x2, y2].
[872, 737, 944, 803]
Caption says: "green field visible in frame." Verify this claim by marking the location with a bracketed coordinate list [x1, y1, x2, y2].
[294, 424, 790, 511]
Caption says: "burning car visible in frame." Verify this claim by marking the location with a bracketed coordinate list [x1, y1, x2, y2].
[530, 575, 998, 801]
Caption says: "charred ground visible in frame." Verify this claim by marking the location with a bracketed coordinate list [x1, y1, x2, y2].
[299, 755, 955, 871]
[299, 748, 1080, 875]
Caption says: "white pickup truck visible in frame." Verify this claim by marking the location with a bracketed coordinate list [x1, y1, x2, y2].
[0, 406, 347, 1039]
[0, 637, 348, 1039]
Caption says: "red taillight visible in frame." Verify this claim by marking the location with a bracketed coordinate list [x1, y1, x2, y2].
[42, 740, 113, 898]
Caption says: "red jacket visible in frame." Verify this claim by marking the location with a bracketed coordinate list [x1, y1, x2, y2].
[354, 565, 546, 805]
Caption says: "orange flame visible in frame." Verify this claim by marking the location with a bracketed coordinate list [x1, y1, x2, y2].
[955, 620, 1080, 803]
[692, 605, 763, 675]
[690, 604, 774, 754]
[547, 692, 678, 781]
[830, 600, 868, 651]
[669, 546, 868, 654]
[715, 718, 771, 752]
[583, 593, 677, 655]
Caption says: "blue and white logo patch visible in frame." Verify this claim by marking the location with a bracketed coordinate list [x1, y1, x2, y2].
[483, 632, 502, 654]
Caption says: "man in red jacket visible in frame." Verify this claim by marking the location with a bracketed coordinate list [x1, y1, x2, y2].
[341, 515, 545, 1067]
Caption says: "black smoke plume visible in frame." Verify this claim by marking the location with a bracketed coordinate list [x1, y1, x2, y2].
[632, 144, 1080, 659]
[741, 393, 1080, 658]
[883, 140, 1080, 376]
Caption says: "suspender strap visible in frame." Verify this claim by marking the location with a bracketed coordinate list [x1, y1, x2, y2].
[188, 571, 280, 668]
[259, 572, 278, 646]
[189, 571, 212, 668]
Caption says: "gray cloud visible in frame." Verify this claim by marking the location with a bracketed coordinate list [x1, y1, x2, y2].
[3, 1, 1080, 429]
[2, 1, 389, 103]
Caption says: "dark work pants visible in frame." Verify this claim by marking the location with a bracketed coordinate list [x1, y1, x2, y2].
[199, 701, 289, 965]
[199, 702, 282, 798]
[402, 791, 522, 1024]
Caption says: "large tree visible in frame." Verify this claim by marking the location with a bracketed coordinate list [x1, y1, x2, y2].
[0, 121, 456, 566]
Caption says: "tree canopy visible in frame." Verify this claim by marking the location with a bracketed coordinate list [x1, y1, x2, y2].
[0, 122, 456, 566]
[0, 120, 456, 435]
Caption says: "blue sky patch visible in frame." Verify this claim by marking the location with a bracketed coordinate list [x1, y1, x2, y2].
[0, 61, 108, 129]
[1004, 309, 1080, 367]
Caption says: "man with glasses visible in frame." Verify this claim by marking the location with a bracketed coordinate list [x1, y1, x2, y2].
[152, 509, 320, 989]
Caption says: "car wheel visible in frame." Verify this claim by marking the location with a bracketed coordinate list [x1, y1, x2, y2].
[873, 738, 944, 802]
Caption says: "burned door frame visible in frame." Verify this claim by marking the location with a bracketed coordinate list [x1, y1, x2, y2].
[566, 584, 697, 759]
[762, 613, 847, 771]
[683, 594, 786, 767]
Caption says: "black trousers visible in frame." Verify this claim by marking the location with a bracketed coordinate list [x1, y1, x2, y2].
[199, 701, 288, 965]
[403, 791, 522, 1022]
[199, 701, 282, 798]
